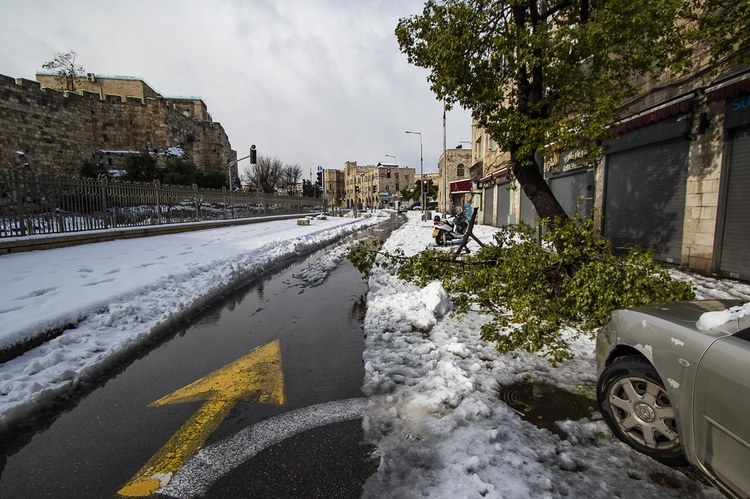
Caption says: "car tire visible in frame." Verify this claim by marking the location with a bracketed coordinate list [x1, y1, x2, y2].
[597, 355, 687, 466]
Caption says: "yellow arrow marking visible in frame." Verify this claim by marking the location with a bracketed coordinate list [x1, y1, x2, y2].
[118, 339, 284, 497]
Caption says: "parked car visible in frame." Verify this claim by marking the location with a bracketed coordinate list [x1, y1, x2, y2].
[596, 300, 749, 498]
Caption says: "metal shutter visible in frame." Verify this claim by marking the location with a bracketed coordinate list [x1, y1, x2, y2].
[604, 138, 689, 263]
[520, 188, 535, 225]
[483, 186, 494, 225]
[548, 169, 594, 219]
[495, 181, 511, 226]
[719, 126, 750, 279]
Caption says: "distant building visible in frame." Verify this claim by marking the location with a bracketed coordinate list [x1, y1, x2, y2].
[341, 161, 416, 210]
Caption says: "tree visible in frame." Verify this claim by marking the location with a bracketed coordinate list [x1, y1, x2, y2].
[302, 179, 316, 197]
[686, 0, 750, 64]
[396, 0, 693, 223]
[195, 168, 227, 189]
[123, 152, 158, 182]
[42, 51, 85, 92]
[79, 160, 110, 179]
[160, 158, 197, 186]
[243, 155, 282, 194]
[280, 163, 303, 192]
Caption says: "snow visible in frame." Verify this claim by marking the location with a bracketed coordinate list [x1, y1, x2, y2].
[2, 209, 749, 497]
[696, 301, 750, 331]
[0, 214, 383, 433]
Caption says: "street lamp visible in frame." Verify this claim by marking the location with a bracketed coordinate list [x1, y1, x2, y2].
[385, 154, 396, 164]
[405, 131, 425, 219]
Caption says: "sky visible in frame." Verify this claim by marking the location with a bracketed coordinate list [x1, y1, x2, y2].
[0, 0, 473, 178]
[1, 210, 748, 496]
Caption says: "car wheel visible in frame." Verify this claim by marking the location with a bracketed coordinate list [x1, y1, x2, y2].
[597, 355, 687, 466]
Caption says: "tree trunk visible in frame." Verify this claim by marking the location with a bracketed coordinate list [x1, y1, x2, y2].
[510, 151, 568, 225]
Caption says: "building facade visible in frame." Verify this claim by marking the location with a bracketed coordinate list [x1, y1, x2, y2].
[437, 148, 472, 214]
[341, 161, 416, 210]
[471, 57, 750, 280]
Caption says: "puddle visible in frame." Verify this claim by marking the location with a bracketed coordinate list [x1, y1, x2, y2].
[497, 381, 595, 438]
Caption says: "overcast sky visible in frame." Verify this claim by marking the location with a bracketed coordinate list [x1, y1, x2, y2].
[0, 0, 473, 177]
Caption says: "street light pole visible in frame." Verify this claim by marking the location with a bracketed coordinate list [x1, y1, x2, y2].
[405, 131, 424, 219]
[443, 103, 447, 216]
[385, 154, 396, 164]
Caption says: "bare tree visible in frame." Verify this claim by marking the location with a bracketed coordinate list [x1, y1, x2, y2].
[280, 163, 303, 193]
[243, 155, 283, 194]
[42, 51, 85, 92]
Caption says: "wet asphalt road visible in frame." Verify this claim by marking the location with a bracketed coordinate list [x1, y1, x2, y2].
[0, 217, 403, 498]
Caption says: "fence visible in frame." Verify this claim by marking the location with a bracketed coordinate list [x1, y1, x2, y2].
[0, 169, 324, 238]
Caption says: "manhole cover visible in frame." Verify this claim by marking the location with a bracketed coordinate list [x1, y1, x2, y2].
[497, 381, 594, 438]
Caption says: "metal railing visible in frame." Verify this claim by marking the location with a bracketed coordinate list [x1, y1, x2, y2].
[0, 169, 324, 238]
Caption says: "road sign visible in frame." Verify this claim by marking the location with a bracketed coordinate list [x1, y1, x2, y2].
[317, 165, 323, 172]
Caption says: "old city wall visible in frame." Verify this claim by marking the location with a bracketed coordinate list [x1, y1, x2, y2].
[0, 74, 235, 176]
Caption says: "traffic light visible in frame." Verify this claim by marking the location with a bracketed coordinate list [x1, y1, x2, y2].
[386, 169, 391, 178]
[250, 145, 257, 164]
[316, 171, 323, 187]
[355, 185, 360, 193]
[423, 179, 428, 186]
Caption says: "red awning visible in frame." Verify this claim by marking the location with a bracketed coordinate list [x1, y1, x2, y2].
[613, 94, 694, 135]
[706, 72, 750, 104]
[479, 168, 509, 184]
[449, 179, 473, 194]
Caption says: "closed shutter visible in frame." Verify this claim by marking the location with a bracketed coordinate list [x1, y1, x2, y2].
[548, 169, 594, 219]
[495, 181, 510, 226]
[604, 138, 689, 262]
[719, 126, 750, 279]
[520, 188, 535, 225]
[483, 187, 494, 225]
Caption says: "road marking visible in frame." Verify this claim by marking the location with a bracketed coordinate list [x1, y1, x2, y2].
[160, 397, 367, 498]
[118, 340, 284, 497]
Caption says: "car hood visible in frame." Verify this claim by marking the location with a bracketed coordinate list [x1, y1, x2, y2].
[619, 300, 748, 337]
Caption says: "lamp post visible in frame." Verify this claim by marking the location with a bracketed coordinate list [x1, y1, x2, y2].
[360, 172, 365, 213]
[405, 131, 424, 219]
[385, 154, 396, 164]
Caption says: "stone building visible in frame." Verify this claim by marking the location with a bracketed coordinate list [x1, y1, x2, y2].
[322, 168, 345, 211]
[341, 161, 416, 210]
[436, 148, 472, 213]
[469, 55, 750, 280]
[1, 73, 235, 179]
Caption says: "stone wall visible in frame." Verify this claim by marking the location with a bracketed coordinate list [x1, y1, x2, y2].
[0, 74, 236, 176]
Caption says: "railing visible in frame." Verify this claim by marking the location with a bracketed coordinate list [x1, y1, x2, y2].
[0, 169, 324, 238]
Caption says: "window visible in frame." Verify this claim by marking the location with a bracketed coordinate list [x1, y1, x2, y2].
[457, 163, 465, 177]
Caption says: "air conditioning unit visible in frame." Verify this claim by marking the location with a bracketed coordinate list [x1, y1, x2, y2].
[87, 73, 96, 82]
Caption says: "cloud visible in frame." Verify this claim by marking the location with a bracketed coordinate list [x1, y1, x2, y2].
[0, 0, 472, 175]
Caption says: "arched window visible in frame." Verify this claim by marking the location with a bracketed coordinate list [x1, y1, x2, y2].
[456, 163, 465, 177]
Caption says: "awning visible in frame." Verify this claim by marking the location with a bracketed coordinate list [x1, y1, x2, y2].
[706, 71, 750, 104]
[479, 168, 509, 184]
[612, 94, 694, 135]
[449, 179, 473, 194]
